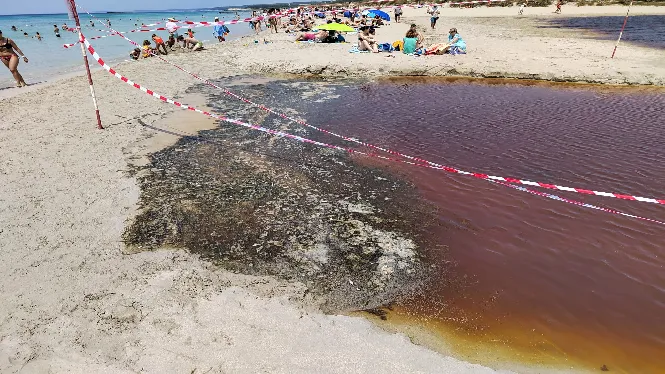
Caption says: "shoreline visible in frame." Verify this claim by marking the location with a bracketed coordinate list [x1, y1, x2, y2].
[1, 4, 664, 98]
[1, 4, 664, 373]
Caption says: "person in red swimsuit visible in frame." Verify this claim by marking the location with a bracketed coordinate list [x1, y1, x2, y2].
[0, 29, 28, 87]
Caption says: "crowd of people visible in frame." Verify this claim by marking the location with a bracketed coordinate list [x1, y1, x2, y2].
[1, 5, 472, 88]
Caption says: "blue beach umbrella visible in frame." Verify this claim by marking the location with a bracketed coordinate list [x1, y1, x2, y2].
[368, 9, 391, 21]
[366, 12, 377, 19]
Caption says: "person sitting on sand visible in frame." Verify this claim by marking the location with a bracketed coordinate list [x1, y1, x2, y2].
[142, 40, 155, 58]
[166, 34, 178, 51]
[372, 15, 384, 27]
[408, 24, 424, 49]
[358, 26, 378, 53]
[0, 29, 29, 87]
[129, 48, 141, 60]
[403, 29, 420, 54]
[442, 28, 466, 54]
[152, 34, 168, 55]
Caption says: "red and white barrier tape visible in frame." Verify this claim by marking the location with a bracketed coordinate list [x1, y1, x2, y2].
[81, 7, 665, 207]
[81, 34, 664, 226]
[63, 32, 118, 48]
[449, 0, 506, 5]
[489, 180, 665, 226]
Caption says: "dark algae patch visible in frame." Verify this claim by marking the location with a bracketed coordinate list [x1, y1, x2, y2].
[124, 78, 446, 312]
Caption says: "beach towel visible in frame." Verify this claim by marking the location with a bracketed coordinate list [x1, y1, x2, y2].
[448, 46, 466, 55]
[348, 46, 370, 53]
[392, 40, 403, 51]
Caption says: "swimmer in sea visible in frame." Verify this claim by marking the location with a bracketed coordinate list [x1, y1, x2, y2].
[53, 25, 61, 38]
[0, 29, 29, 87]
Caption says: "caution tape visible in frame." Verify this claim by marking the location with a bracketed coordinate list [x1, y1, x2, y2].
[80, 6, 665, 207]
[488, 180, 665, 226]
[449, 0, 506, 5]
[63, 32, 118, 48]
[81, 34, 664, 226]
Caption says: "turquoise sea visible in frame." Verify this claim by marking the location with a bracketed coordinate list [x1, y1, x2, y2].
[0, 10, 255, 88]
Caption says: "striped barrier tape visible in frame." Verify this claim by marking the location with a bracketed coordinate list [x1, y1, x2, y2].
[82, 7, 665, 207]
[450, 0, 506, 5]
[63, 32, 118, 48]
[81, 34, 664, 227]
[64, 14, 292, 49]
[489, 180, 665, 226]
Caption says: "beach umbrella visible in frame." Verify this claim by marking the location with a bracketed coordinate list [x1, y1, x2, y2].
[361, 9, 370, 16]
[366, 12, 377, 19]
[317, 23, 355, 32]
[368, 9, 391, 21]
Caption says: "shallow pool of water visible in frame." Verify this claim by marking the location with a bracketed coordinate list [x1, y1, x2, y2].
[301, 78, 665, 373]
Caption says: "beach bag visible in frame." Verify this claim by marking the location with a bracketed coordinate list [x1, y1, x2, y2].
[378, 43, 394, 52]
[392, 40, 403, 51]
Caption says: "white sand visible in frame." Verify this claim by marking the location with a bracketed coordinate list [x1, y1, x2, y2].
[1, 4, 664, 373]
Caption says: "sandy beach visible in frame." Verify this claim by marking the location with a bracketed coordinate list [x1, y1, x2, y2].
[1, 4, 664, 373]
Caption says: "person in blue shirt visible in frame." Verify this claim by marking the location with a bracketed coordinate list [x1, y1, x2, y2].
[213, 17, 226, 42]
[443, 28, 466, 54]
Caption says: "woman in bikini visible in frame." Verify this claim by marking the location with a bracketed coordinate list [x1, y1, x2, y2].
[0, 30, 28, 87]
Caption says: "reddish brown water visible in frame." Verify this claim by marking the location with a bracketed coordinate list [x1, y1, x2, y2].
[310, 79, 665, 373]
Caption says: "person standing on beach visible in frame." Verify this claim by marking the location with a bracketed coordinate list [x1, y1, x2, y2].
[166, 17, 179, 38]
[152, 34, 168, 55]
[519, 2, 526, 15]
[428, 6, 440, 30]
[213, 17, 226, 42]
[394, 6, 403, 23]
[0, 30, 29, 87]
[555, 0, 562, 13]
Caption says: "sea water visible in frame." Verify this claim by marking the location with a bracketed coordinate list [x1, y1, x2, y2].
[0, 10, 254, 88]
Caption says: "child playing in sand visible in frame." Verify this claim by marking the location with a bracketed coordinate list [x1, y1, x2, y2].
[142, 40, 154, 58]
[129, 48, 141, 60]
[151, 34, 168, 55]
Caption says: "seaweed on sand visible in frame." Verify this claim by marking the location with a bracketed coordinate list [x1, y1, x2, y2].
[123, 78, 445, 312]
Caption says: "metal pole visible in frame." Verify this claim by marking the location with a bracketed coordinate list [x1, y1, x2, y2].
[67, 0, 103, 129]
[611, 0, 633, 59]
